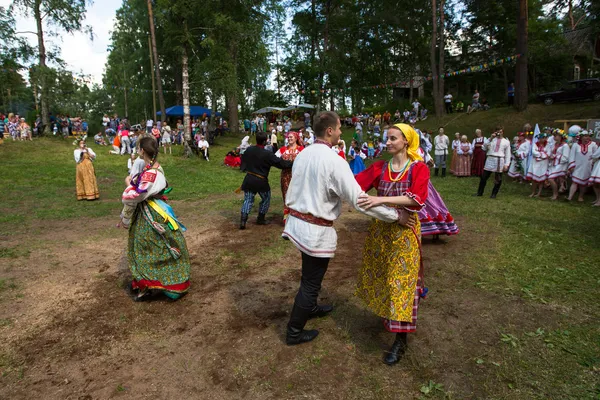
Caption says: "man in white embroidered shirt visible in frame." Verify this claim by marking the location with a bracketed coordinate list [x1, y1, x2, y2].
[475, 126, 511, 198]
[282, 111, 414, 346]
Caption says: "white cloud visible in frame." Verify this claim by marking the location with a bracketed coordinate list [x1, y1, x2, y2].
[0, 0, 122, 84]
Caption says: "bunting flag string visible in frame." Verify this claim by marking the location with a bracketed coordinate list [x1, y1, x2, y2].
[298, 53, 522, 95]
[108, 85, 182, 94]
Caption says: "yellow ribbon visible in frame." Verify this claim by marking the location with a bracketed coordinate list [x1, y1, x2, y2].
[147, 199, 179, 231]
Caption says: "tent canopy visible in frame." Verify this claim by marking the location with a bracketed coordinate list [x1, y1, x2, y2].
[156, 105, 221, 117]
[252, 106, 285, 114]
[282, 103, 315, 111]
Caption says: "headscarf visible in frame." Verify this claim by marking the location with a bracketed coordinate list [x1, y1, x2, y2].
[240, 135, 250, 152]
[394, 123, 423, 162]
[287, 131, 302, 147]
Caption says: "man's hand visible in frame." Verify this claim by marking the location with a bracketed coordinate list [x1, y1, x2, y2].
[503, 165, 509, 172]
[357, 193, 382, 210]
[398, 210, 417, 228]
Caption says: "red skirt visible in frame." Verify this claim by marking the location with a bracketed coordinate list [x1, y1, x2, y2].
[224, 155, 241, 168]
[471, 147, 486, 176]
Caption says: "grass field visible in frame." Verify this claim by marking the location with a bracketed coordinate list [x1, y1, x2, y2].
[1, 103, 600, 399]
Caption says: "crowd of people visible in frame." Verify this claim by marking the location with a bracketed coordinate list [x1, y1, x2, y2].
[431, 122, 600, 205]
[0, 113, 34, 142]
[94, 114, 225, 161]
[4, 101, 598, 369]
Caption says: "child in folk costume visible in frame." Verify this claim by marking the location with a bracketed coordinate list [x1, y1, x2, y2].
[348, 140, 366, 174]
[275, 131, 305, 221]
[508, 132, 530, 181]
[354, 123, 430, 365]
[567, 130, 598, 202]
[590, 144, 600, 206]
[454, 135, 473, 177]
[471, 129, 487, 177]
[547, 129, 570, 200]
[527, 133, 551, 197]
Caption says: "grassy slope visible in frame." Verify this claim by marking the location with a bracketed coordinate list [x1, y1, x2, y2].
[1, 101, 600, 398]
[415, 102, 599, 136]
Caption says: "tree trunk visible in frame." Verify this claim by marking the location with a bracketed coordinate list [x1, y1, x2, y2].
[515, 0, 528, 111]
[34, 0, 49, 135]
[430, 0, 443, 117]
[174, 62, 183, 105]
[147, 0, 166, 121]
[437, 0, 445, 116]
[568, 0, 574, 30]
[329, 91, 335, 111]
[182, 42, 193, 158]
[227, 91, 239, 134]
[227, 42, 240, 134]
[148, 36, 157, 119]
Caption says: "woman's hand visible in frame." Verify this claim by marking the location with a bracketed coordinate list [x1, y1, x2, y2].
[357, 194, 383, 210]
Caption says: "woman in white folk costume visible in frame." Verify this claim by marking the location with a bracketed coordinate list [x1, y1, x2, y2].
[526, 132, 551, 198]
[547, 129, 570, 200]
[589, 143, 600, 206]
[449, 132, 460, 175]
[567, 130, 598, 202]
[508, 132, 530, 181]
[454, 135, 473, 177]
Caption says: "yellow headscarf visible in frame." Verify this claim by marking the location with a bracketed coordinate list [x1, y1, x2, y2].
[394, 123, 423, 162]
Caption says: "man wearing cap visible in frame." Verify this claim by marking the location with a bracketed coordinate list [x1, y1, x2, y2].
[475, 126, 511, 198]
[282, 111, 410, 346]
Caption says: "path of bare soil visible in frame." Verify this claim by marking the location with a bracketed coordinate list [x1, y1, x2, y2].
[0, 201, 568, 399]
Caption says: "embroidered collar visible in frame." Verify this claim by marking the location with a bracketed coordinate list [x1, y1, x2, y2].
[580, 142, 590, 154]
[314, 139, 332, 148]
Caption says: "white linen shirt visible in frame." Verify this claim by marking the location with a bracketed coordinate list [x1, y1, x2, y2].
[483, 136, 512, 168]
[282, 142, 399, 258]
[434, 135, 450, 156]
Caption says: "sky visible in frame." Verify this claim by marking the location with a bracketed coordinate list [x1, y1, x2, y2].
[1, 0, 122, 84]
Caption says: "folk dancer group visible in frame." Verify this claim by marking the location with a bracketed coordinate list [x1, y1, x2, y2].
[108, 111, 455, 365]
[506, 125, 600, 204]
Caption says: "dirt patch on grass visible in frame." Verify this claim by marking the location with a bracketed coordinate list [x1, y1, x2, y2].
[0, 203, 591, 399]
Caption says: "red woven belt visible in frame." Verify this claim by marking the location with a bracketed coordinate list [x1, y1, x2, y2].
[289, 209, 333, 227]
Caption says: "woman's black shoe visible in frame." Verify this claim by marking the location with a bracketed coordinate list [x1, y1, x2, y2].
[383, 333, 408, 365]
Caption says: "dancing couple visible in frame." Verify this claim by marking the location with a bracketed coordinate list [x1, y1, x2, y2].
[283, 112, 430, 365]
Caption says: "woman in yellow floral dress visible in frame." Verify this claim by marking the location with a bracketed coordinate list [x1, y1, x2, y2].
[355, 123, 430, 365]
